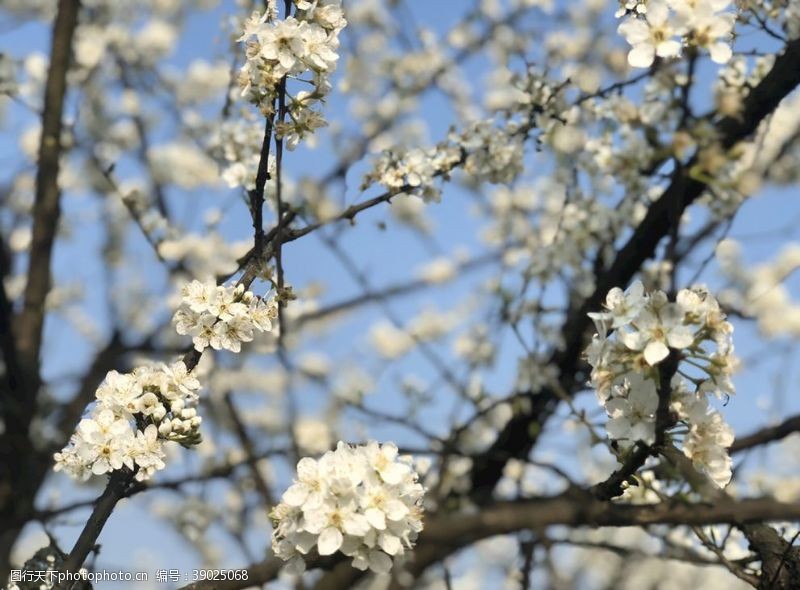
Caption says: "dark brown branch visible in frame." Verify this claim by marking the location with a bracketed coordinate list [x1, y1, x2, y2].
[731, 414, 800, 454]
[742, 524, 800, 589]
[0, 0, 81, 579]
[176, 491, 800, 590]
[54, 469, 135, 589]
[250, 116, 273, 255]
[466, 37, 800, 503]
[15, 0, 80, 394]
[590, 351, 680, 500]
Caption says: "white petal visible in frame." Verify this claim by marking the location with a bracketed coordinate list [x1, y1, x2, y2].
[343, 513, 370, 536]
[91, 460, 110, 475]
[618, 19, 651, 44]
[384, 499, 409, 521]
[667, 326, 695, 349]
[296, 457, 318, 481]
[368, 550, 393, 574]
[619, 329, 647, 351]
[317, 527, 343, 556]
[647, 1, 670, 24]
[708, 42, 732, 64]
[606, 417, 631, 440]
[630, 421, 655, 443]
[630, 386, 659, 414]
[379, 534, 402, 556]
[656, 40, 682, 58]
[301, 510, 326, 534]
[605, 398, 630, 418]
[294, 532, 318, 554]
[282, 483, 309, 507]
[380, 462, 408, 485]
[644, 340, 669, 365]
[365, 507, 386, 530]
[628, 44, 655, 68]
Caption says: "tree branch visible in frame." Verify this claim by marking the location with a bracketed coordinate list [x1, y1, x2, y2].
[176, 490, 800, 590]
[731, 414, 800, 454]
[467, 37, 800, 502]
[0, 0, 81, 579]
[54, 469, 134, 589]
[15, 0, 80, 395]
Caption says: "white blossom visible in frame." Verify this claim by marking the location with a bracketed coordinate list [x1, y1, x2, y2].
[617, 0, 734, 68]
[173, 280, 278, 354]
[586, 284, 737, 486]
[271, 442, 425, 574]
[55, 361, 203, 482]
[237, 1, 346, 149]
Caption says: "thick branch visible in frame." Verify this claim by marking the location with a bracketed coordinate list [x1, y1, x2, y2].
[177, 491, 800, 590]
[15, 0, 80, 392]
[0, 0, 81, 579]
[467, 37, 800, 501]
[731, 414, 800, 454]
[54, 470, 134, 589]
[742, 524, 800, 589]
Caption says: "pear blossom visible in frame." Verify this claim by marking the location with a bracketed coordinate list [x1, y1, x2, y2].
[618, 1, 685, 68]
[617, 0, 735, 67]
[618, 303, 696, 365]
[172, 280, 278, 353]
[605, 376, 659, 444]
[54, 361, 203, 482]
[237, 0, 346, 147]
[282, 457, 326, 508]
[271, 442, 425, 574]
[674, 1, 735, 64]
[586, 284, 737, 486]
[588, 280, 646, 329]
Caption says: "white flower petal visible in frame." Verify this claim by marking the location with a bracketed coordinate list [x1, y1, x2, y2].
[628, 44, 656, 68]
[384, 499, 409, 521]
[708, 42, 732, 64]
[667, 325, 695, 349]
[282, 483, 309, 507]
[379, 534, 402, 556]
[317, 527, 343, 556]
[365, 507, 386, 530]
[368, 550, 393, 574]
[343, 513, 370, 536]
[644, 340, 669, 365]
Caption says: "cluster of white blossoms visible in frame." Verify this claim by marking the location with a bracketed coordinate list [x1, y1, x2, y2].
[237, 0, 346, 149]
[617, 0, 735, 68]
[586, 281, 737, 487]
[271, 442, 425, 575]
[363, 120, 527, 203]
[173, 280, 278, 353]
[54, 362, 202, 482]
[364, 146, 458, 203]
[210, 117, 275, 191]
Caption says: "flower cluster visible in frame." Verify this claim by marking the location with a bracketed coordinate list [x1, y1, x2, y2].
[173, 280, 278, 353]
[364, 146, 457, 203]
[586, 282, 737, 486]
[362, 120, 527, 203]
[54, 361, 202, 482]
[617, 0, 735, 68]
[211, 117, 275, 191]
[271, 442, 425, 574]
[460, 121, 527, 185]
[237, 0, 346, 148]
